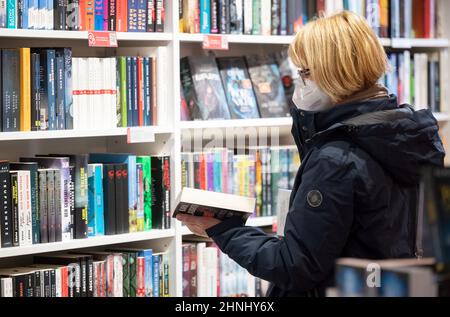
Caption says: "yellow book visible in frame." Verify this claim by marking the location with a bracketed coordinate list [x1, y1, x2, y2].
[19, 48, 31, 132]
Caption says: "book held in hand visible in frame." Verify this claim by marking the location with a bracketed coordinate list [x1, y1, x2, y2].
[173, 187, 256, 222]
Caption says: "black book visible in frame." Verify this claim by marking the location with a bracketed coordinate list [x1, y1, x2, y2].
[9, 172, 19, 247]
[42, 269, 51, 297]
[48, 154, 88, 240]
[54, 0, 67, 30]
[180, 56, 230, 120]
[210, 0, 219, 33]
[0, 161, 12, 248]
[109, 0, 116, 30]
[218, 0, 230, 34]
[10, 162, 40, 245]
[50, 269, 56, 297]
[17, 0, 23, 28]
[1, 49, 20, 132]
[31, 52, 41, 131]
[287, 0, 296, 35]
[155, 0, 164, 32]
[46, 169, 56, 243]
[34, 270, 42, 297]
[271, 0, 280, 35]
[147, 0, 155, 32]
[38, 169, 48, 243]
[114, 164, 129, 234]
[151, 156, 164, 229]
[67, 263, 81, 297]
[103, 164, 116, 235]
[54, 169, 62, 242]
[246, 54, 290, 118]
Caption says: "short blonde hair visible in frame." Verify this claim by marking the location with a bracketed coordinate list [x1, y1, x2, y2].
[288, 11, 389, 103]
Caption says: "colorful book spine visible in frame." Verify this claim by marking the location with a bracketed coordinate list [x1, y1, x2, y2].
[128, 0, 138, 31]
[103, 0, 108, 30]
[64, 48, 73, 129]
[6, 0, 16, 28]
[137, 156, 152, 231]
[136, 0, 146, 31]
[154, 0, 163, 32]
[94, 0, 104, 30]
[146, 0, 155, 31]
[200, 0, 210, 34]
[251, 0, 260, 35]
[116, 0, 127, 31]
[86, 0, 95, 30]
[136, 163, 144, 231]
[19, 48, 31, 132]
[152, 254, 159, 297]
[55, 54, 66, 130]
[126, 56, 133, 127]
[87, 164, 104, 237]
[137, 57, 144, 126]
[210, 0, 219, 33]
[0, 162, 12, 248]
[143, 57, 151, 126]
[107, 0, 115, 30]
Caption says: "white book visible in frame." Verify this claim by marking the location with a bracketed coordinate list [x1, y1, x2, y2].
[93, 57, 102, 130]
[79, 58, 89, 130]
[196, 242, 206, 297]
[110, 58, 118, 129]
[55, 267, 62, 297]
[440, 50, 449, 113]
[0, 0, 6, 28]
[260, 0, 271, 36]
[113, 253, 123, 297]
[72, 58, 80, 130]
[404, 50, 411, 105]
[13, 170, 32, 246]
[243, 0, 252, 35]
[174, 187, 256, 223]
[0, 278, 13, 297]
[421, 54, 429, 111]
[204, 247, 218, 297]
[413, 54, 422, 110]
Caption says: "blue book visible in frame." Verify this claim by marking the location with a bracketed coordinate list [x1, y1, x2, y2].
[137, 249, 153, 297]
[280, 0, 287, 35]
[387, 54, 398, 96]
[29, 0, 38, 29]
[213, 150, 222, 192]
[200, 0, 210, 34]
[152, 254, 159, 297]
[143, 57, 151, 126]
[6, 0, 16, 28]
[22, 0, 29, 28]
[31, 52, 41, 130]
[391, 0, 400, 38]
[0, 0, 6, 27]
[94, 0, 104, 30]
[89, 153, 137, 232]
[127, 0, 138, 32]
[63, 48, 73, 129]
[45, 49, 57, 130]
[131, 57, 138, 127]
[126, 57, 133, 127]
[55, 54, 65, 130]
[1, 49, 20, 132]
[88, 163, 104, 236]
[46, 0, 53, 29]
[136, 0, 146, 32]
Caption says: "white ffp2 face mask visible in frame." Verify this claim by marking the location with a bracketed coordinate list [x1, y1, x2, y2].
[292, 79, 333, 112]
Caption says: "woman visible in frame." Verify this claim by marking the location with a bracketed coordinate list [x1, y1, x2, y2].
[177, 11, 445, 297]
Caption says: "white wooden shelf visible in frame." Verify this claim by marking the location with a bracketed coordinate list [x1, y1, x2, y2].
[180, 117, 293, 130]
[0, 126, 172, 142]
[0, 29, 173, 42]
[181, 216, 275, 236]
[0, 229, 175, 259]
[178, 33, 449, 48]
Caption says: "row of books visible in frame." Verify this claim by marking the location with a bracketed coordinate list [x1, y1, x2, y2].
[179, 0, 439, 39]
[181, 146, 300, 217]
[73, 55, 157, 130]
[182, 242, 268, 297]
[180, 51, 296, 121]
[0, 0, 165, 32]
[0, 153, 171, 248]
[0, 48, 163, 132]
[384, 51, 447, 113]
[0, 249, 170, 297]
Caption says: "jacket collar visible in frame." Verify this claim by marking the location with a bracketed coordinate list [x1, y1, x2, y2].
[290, 95, 399, 158]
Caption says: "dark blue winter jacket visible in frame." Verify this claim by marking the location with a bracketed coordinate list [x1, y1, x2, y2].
[205, 95, 445, 297]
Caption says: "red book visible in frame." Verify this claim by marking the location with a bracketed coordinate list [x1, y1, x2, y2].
[86, 0, 95, 30]
[316, 0, 325, 16]
[79, 0, 87, 30]
[194, 0, 200, 33]
[116, 0, 128, 32]
[61, 266, 69, 297]
[199, 153, 206, 190]
[423, 0, 433, 38]
[413, 0, 425, 38]
[137, 256, 146, 297]
[137, 57, 144, 127]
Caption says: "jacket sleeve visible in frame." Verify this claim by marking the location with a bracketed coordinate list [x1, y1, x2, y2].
[206, 157, 355, 293]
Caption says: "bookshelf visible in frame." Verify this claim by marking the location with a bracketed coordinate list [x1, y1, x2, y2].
[0, 0, 449, 298]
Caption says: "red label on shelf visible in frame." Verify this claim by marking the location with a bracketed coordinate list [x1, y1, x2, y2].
[88, 31, 118, 47]
[202, 35, 229, 50]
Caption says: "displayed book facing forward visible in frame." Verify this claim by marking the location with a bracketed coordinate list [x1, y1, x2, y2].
[173, 188, 256, 222]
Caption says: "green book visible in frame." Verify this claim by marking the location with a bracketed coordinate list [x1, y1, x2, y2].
[119, 56, 127, 128]
[137, 156, 152, 231]
[252, 0, 261, 35]
[129, 252, 137, 297]
[122, 253, 130, 297]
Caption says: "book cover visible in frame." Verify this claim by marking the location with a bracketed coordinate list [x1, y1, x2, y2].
[217, 56, 260, 119]
[152, 253, 159, 297]
[180, 56, 231, 120]
[154, 0, 163, 32]
[41, 49, 56, 131]
[0, 161, 12, 248]
[37, 169, 48, 243]
[6, 0, 16, 28]
[143, 57, 151, 126]
[19, 48, 31, 132]
[94, 0, 104, 30]
[86, 0, 95, 30]
[63, 48, 73, 129]
[131, 56, 138, 127]
[107, 0, 115, 29]
[243, 0, 252, 34]
[10, 162, 40, 245]
[10, 172, 20, 247]
[200, 0, 210, 34]
[54, 0, 66, 30]
[137, 57, 144, 126]
[136, 0, 146, 31]
[103, 0, 108, 30]
[218, 0, 229, 34]
[127, 0, 138, 31]
[55, 53, 66, 130]
[116, 0, 127, 31]
[1, 49, 20, 132]
[146, 0, 155, 31]
[87, 163, 104, 237]
[135, 163, 144, 231]
[114, 163, 129, 234]
[102, 164, 116, 235]
[246, 54, 289, 118]
[271, 0, 280, 35]
[136, 156, 152, 230]
[31, 52, 41, 131]
[210, 0, 219, 33]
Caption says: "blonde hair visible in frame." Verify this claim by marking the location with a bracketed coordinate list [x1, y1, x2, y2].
[288, 11, 389, 103]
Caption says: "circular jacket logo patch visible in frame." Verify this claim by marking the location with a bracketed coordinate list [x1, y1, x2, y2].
[307, 190, 323, 208]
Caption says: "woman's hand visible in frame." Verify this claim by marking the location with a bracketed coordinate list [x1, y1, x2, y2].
[176, 214, 222, 238]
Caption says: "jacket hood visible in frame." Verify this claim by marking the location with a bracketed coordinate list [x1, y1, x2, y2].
[291, 96, 445, 185]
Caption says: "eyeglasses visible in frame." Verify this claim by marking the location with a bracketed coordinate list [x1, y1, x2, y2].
[297, 68, 311, 87]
